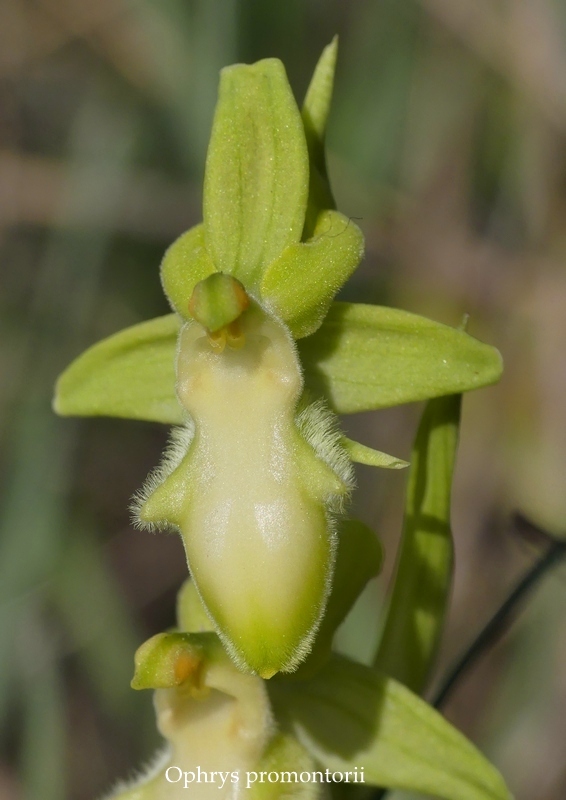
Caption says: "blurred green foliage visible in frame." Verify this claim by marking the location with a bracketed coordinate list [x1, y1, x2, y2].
[2, 1, 566, 799]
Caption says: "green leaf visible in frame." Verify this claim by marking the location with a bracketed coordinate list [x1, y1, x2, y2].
[160, 224, 216, 320]
[271, 656, 512, 800]
[53, 314, 183, 424]
[302, 37, 338, 235]
[299, 303, 503, 414]
[260, 211, 364, 339]
[293, 519, 383, 678]
[342, 436, 408, 470]
[203, 59, 309, 289]
[374, 394, 460, 693]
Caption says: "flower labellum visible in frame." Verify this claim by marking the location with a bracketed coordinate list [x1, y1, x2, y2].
[135, 275, 352, 678]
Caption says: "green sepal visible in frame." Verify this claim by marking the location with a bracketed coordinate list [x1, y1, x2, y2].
[131, 631, 208, 691]
[270, 655, 512, 800]
[160, 224, 216, 320]
[203, 59, 309, 289]
[374, 394, 460, 693]
[299, 302, 503, 414]
[53, 314, 183, 424]
[341, 436, 408, 470]
[260, 211, 364, 339]
[291, 519, 382, 679]
[301, 37, 338, 236]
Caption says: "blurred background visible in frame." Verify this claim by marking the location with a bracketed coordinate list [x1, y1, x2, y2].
[2, 1, 566, 798]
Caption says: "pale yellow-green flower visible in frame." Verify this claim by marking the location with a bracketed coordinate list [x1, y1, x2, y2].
[54, 39, 511, 800]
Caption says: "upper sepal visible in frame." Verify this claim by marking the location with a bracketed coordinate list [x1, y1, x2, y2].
[203, 59, 309, 290]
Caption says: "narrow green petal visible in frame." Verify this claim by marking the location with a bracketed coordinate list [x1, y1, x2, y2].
[261, 211, 363, 339]
[374, 394, 460, 693]
[302, 37, 338, 162]
[160, 223, 216, 320]
[53, 315, 182, 424]
[271, 656, 512, 800]
[299, 302, 503, 413]
[341, 436, 408, 470]
[203, 59, 309, 288]
[302, 37, 338, 235]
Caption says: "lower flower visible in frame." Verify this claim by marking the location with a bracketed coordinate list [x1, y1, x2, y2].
[103, 628, 318, 800]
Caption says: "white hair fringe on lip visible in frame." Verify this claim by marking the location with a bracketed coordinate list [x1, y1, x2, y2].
[130, 418, 195, 532]
[99, 745, 171, 800]
[131, 393, 354, 532]
[295, 395, 355, 513]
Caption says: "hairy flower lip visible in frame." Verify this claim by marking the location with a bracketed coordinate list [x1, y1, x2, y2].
[135, 299, 353, 678]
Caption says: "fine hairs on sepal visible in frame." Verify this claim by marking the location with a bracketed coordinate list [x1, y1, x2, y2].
[130, 420, 195, 533]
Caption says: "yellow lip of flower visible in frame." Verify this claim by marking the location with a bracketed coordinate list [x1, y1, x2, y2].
[134, 281, 353, 678]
